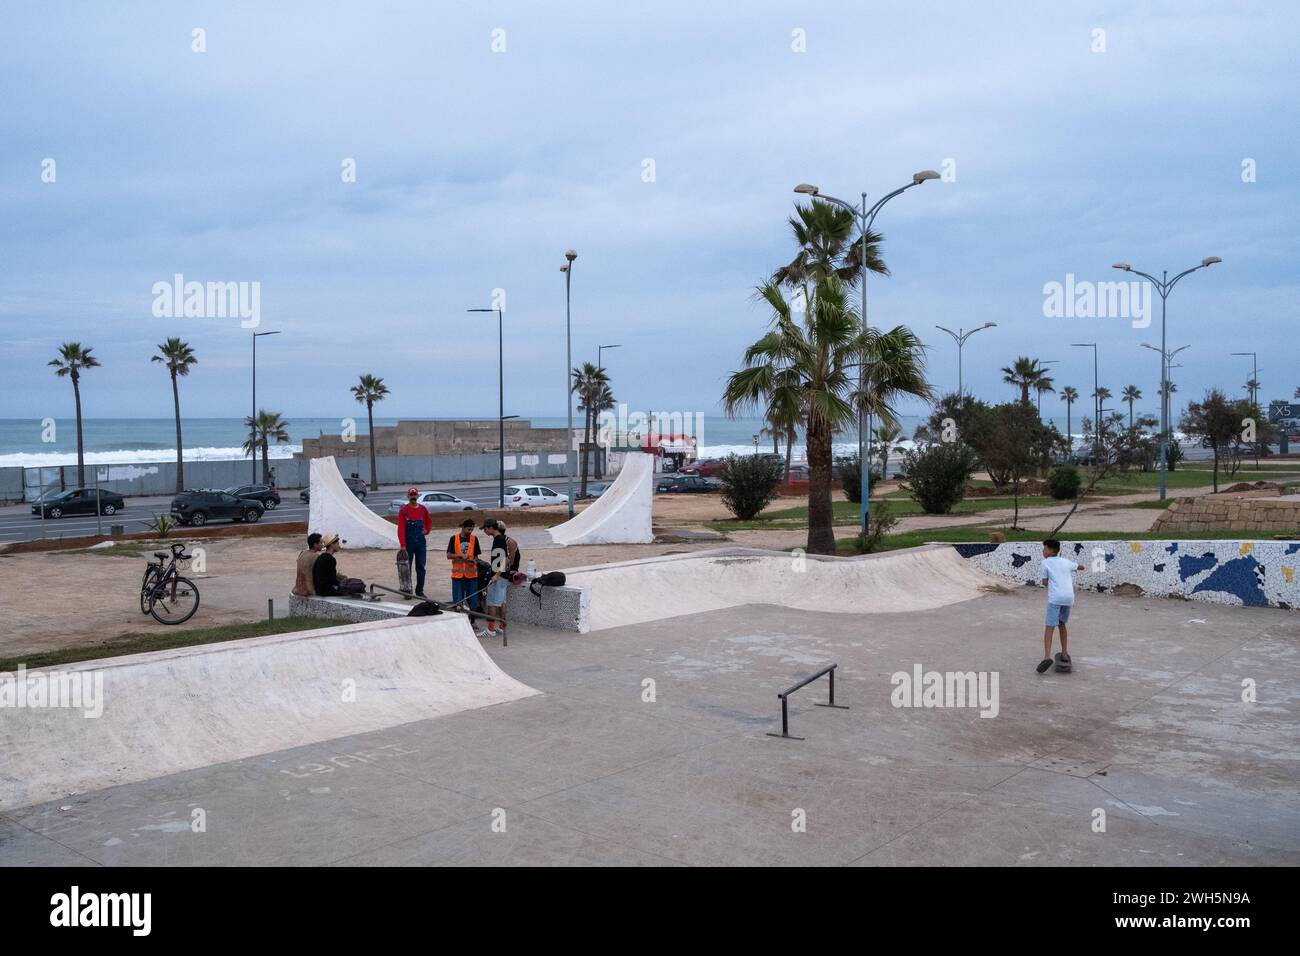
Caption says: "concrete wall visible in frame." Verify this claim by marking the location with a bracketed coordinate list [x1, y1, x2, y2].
[1153, 495, 1300, 535]
[301, 418, 572, 460]
[955, 540, 1300, 610]
[12, 451, 576, 502]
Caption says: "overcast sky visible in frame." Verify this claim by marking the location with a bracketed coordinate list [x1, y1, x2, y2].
[1, 0, 1296, 423]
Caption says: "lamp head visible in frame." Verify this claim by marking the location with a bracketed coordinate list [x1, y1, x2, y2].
[793, 183, 819, 195]
[565, 249, 577, 262]
[983, 321, 997, 329]
[1201, 256, 1221, 267]
[1112, 263, 1131, 271]
[912, 169, 941, 184]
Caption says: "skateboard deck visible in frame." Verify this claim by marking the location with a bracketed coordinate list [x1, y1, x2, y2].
[396, 549, 412, 593]
[1054, 652, 1072, 673]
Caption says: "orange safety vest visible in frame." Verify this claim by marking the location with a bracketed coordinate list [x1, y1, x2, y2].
[450, 533, 479, 579]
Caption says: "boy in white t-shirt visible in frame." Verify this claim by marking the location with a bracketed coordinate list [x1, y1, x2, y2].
[1037, 538, 1085, 674]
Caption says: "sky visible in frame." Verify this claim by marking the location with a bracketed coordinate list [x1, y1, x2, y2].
[1, 0, 1296, 425]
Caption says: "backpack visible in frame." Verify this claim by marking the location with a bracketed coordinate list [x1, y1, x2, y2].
[529, 570, 567, 603]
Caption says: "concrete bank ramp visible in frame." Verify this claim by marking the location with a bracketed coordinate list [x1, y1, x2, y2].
[563, 544, 996, 631]
[309, 455, 398, 549]
[0, 616, 537, 812]
[549, 451, 654, 546]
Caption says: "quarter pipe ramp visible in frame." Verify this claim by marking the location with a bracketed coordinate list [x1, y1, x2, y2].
[549, 451, 654, 546]
[0, 616, 537, 812]
[309, 455, 398, 549]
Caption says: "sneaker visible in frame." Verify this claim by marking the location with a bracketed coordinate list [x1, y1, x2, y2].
[1036, 659, 1053, 674]
[414, 591, 426, 598]
[474, 628, 491, 639]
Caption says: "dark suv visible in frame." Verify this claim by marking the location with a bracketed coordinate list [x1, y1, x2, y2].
[299, 475, 367, 504]
[31, 488, 126, 519]
[225, 483, 281, 510]
[656, 474, 719, 493]
[171, 490, 265, 526]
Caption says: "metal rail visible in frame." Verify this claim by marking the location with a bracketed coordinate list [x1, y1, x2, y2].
[766, 664, 848, 740]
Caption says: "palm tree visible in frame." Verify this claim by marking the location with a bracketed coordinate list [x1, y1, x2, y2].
[1034, 373, 1056, 416]
[572, 363, 612, 497]
[1001, 356, 1048, 405]
[1060, 386, 1079, 452]
[1121, 385, 1142, 428]
[242, 411, 290, 484]
[871, 422, 905, 481]
[350, 374, 390, 490]
[724, 276, 930, 554]
[1244, 378, 1260, 405]
[48, 342, 100, 487]
[772, 199, 889, 287]
[151, 338, 197, 492]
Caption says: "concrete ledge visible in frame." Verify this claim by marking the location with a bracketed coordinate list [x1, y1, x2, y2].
[506, 581, 590, 633]
[288, 594, 409, 622]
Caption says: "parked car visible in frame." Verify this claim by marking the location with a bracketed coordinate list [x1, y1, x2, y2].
[299, 475, 367, 504]
[682, 458, 726, 477]
[504, 485, 569, 508]
[581, 481, 613, 499]
[31, 488, 126, 519]
[171, 490, 265, 526]
[656, 474, 719, 493]
[387, 491, 479, 514]
[224, 483, 281, 510]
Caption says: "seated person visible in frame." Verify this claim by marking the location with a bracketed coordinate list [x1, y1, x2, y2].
[292, 532, 323, 596]
[312, 534, 366, 596]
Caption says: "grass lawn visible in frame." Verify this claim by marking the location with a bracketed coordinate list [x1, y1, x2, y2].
[837, 526, 1294, 554]
[0, 616, 332, 671]
[712, 495, 1061, 531]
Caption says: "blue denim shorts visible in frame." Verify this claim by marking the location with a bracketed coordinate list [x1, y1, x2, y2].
[1046, 603, 1072, 627]
[486, 576, 509, 607]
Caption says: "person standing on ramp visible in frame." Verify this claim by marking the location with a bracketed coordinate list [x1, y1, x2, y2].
[397, 487, 433, 597]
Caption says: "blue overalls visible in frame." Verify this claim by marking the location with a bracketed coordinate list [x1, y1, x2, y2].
[404, 512, 428, 594]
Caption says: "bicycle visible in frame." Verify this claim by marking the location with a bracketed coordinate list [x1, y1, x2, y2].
[141, 542, 201, 625]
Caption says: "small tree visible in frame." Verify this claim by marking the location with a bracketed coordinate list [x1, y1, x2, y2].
[902, 442, 975, 515]
[836, 453, 862, 504]
[973, 402, 1050, 528]
[719, 454, 783, 520]
[1181, 389, 1249, 493]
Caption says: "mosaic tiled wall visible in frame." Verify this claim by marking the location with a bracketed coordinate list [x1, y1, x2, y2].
[954, 540, 1300, 610]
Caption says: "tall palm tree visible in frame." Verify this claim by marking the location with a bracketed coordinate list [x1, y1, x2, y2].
[1121, 385, 1142, 428]
[1060, 386, 1079, 450]
[242, 410, 290, 484]
[572, 363, 612, 497]
[48, 342, 100, 487]
[1001, 356, 1048, 405]
[350, 374, 390, 490]
[1243, 378, 1260, 405]
[772, 199, 889, 287]
[151, 338, 197, 492]
[724, 276, 930, 554]
[871, 422, 905, 481]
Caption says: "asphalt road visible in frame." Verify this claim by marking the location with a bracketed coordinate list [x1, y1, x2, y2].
[0, 479, 582, 544]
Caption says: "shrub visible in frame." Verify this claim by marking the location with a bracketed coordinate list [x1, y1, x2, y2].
[836, 454, 861, 503]
[1047, 464, 1082, 500]
[719, 454, 783, 520]
[902, 442, 975, 515]
[843, 500, 898, 554]
[145, 513, 179, 538]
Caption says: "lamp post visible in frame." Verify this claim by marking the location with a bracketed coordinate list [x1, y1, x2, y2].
[793, 169, 940, 536]
[561, 250, 577, 517]
[1071, 342, 1099, 457]
[251, 330, 281, 483]
[1141, 343, 1189, 450]
[934, 322, 996, 397]
[468, 307, 506, 507]
[1112, 257, 1221, 499]
[752, 434, 760, 456]
[1037, 359, 1060, 418]
[1230, 351, 1258, 405]
[597, 343, 621, 368]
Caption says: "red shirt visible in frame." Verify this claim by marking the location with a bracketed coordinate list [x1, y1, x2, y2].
[397, 503, 432, 548]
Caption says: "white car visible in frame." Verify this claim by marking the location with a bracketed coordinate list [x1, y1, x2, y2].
[387, 491, 479, 514]
[504, 484, 569, 508]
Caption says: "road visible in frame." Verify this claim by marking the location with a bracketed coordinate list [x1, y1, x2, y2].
[0, 480, 548, 544]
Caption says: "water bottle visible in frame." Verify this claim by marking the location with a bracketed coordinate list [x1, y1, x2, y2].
[527, 558, 538, 580]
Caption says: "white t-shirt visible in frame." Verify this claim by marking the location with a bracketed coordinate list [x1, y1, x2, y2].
[1041, 556, 1077, 606]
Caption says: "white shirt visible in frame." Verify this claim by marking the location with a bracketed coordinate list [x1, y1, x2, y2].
[1041, 556, 1077, 606]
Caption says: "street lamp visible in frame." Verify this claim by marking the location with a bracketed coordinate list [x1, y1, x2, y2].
[468, 307, 506, 507]
[1071, 343, 1099, 454]
[597, 343, 621, 368]
[934, 322, 996, 397]
[561, 250, 577, 517]
[251, 330, 281, 483]
[1112, 256, 1221, 498]
[1141, 343, 1189, 445]
[1037, 359, 1060, 417]
[1230, 351, 1259, 405]
[794, 168, 940, 536]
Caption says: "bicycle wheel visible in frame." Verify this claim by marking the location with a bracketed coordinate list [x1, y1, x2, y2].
[140, 565, 163, 614]
[149, 576, 200, 625]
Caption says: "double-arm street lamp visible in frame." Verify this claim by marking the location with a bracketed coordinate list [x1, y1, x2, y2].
[1140, 342, 1189, 446]
[934, 323, 997, 397]
[467, 307, 506, 507]
[793, 169, 940, 536]
[1112, 257, 1221, 499]
[1230, 351, 1259, 405]
[560, 250, 578, 517]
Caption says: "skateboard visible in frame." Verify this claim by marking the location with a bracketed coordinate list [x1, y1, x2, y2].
[396, 549, 412, 594]
[1054, 652, 1072, 673]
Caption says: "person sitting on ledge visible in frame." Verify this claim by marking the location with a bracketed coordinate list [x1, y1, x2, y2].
[292, 532, 323, 596]
[312, 534, 366, 597]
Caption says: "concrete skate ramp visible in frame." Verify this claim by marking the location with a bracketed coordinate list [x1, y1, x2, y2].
[563, 545, 995, 631]
[309, 455, 398, 549]
[0, 616, 537, 812]
[549, 451, 654, 546]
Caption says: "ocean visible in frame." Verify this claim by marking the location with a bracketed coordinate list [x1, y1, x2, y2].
[0, 413, 1093, 469]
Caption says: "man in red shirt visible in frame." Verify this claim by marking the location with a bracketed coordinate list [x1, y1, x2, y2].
[397, 488, 433, 597]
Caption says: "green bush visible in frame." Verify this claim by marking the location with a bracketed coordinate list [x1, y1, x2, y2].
[901, 442, 975, 515]
[719, 454, 784, 520]
[145, 513, 179, 538]
[843, 500, 898, 554]
[1047, 464, 1082, 500]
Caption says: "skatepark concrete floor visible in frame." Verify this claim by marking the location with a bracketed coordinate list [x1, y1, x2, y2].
[2, 586, 1297, 866]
